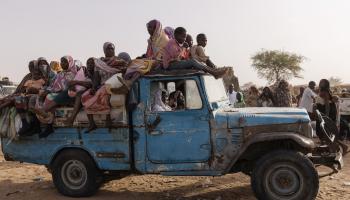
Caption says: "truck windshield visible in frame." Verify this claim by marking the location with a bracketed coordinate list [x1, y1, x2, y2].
[203, 76, 228, 104]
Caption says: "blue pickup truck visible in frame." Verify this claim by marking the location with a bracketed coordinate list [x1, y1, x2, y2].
[1, 70, 344, 200]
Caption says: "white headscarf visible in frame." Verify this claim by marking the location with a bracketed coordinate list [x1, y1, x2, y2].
[152, 89, 171, 112]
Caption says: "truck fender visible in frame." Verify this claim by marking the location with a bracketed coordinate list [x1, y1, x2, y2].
[225, 132, 316, 173]
[49, 146, 100, 169]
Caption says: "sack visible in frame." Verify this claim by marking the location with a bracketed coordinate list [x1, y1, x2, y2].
[105, 73, 124, 94]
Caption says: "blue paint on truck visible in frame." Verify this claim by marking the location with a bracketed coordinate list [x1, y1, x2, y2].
[0, 71, 343, 199]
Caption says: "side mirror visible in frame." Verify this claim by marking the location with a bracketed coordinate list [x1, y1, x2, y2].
[211, 102, 219, 110]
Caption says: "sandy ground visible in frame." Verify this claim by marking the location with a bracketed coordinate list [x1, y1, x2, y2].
[0, 144, 349, 200]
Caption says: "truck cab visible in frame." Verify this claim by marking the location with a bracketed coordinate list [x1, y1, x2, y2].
[1, 71, 344, 200]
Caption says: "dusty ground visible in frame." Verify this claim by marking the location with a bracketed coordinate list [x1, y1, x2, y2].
[0, 144, 349, 200]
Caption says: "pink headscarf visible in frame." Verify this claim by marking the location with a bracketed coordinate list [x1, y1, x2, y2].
[146, 19, 169, 60]
[62, 55, 77, 74]
[49, 55, 77, 92]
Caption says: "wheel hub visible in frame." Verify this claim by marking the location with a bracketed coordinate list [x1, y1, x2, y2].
[265, 164, 303, 199]
[61, 160, 87, 190]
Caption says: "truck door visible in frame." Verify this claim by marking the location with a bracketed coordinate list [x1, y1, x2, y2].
[145, 78, 212, 164]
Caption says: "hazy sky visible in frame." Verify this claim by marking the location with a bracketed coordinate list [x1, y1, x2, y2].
[0, 0, 349, 86]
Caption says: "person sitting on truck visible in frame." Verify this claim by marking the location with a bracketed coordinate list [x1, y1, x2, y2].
[82, 58, 120, 133]
[190, 33, 217, 69]
[162, 27, 228, 79]
[183, 34, 193, 59]
[145, 19, 170, 60]
[100, 42, 147, 90]
[0, 61, 45, 110]
[32, 56, 78, 137]
[64, 60, 94, 126]
[42, 56, 77, 111]
[13, 60, 37, 95]
[37, 57, 57, 87]
[13, 61, 46, 136]
[100, 42, 129, 73]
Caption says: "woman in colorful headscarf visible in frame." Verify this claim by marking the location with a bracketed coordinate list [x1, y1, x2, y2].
[82, 57, 120, 133]
[146, 19, 170, 60]
[30, 56, 77, 136]
[37, 57, 56, 87]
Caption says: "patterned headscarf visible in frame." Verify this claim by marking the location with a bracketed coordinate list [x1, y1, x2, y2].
[62, 55, 77, 74]
[146, 19, 169, 60]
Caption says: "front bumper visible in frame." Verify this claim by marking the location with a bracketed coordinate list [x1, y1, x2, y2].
[308, 145, 344, 171]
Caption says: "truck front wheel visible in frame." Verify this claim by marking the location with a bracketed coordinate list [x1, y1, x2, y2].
[51, 149, 102, 197]
[251, 150, 319, 200]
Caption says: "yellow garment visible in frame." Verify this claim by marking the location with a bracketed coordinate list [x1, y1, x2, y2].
[128, 59, 157, 75]
[147, 22, 169, 60]
[151, 32, 169, 60]
[50, 61, 62, 73]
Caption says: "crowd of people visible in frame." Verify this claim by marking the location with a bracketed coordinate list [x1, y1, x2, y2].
[227, 78, 339, 126]
[0, 19, 230, 138]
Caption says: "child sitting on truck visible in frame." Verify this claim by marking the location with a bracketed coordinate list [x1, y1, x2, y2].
[162, 27, 228, 79]
[190, 33, 217, 69]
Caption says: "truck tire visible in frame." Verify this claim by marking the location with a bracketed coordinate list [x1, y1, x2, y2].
[51, 149, 102, 197]
[251, 150, 319, 200]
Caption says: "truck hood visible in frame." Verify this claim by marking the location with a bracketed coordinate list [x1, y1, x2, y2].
[214, 107, 310, 128]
